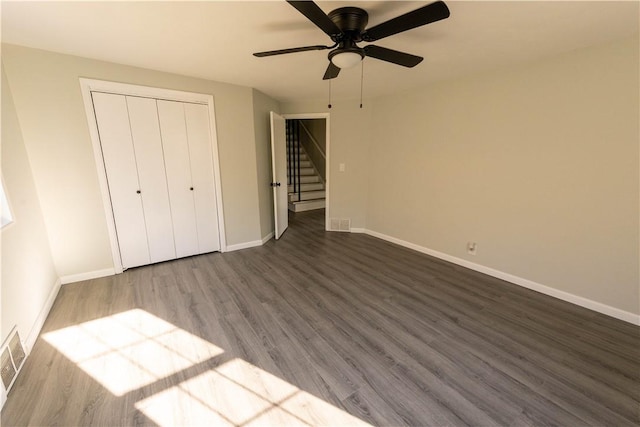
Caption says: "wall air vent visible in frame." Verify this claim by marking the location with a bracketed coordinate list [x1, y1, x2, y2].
[339, 219, 351, 232]
[330, 218, 351, 232]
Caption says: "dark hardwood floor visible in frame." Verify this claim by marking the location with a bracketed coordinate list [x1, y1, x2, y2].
[3, 209, 639, 426]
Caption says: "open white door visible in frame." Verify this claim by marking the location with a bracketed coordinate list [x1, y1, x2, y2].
[270, 112, 288, 239]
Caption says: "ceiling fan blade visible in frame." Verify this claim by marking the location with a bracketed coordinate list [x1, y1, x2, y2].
[254, 45, 331, 57]
[323, 62, 340, 80]
[364, 45, 423, 67]
[287, 1, 342, 38]
[362, 1, 450, 42]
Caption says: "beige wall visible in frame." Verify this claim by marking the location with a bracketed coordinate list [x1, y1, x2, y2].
[2, 44, 264, 278]
[1, 66, 58, 345]
[252, 89, 280, 239]
[280, 101, 371, 229]
[366, 37, 639, 315]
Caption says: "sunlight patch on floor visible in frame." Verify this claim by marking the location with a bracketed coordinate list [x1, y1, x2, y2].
[42, 309, 223, 395]
[136, 357, 372, 426]
[43, 309, 371, 426]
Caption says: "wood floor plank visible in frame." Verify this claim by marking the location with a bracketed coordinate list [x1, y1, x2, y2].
[301, 278, 518, 426]
[2, 208, 638, 426]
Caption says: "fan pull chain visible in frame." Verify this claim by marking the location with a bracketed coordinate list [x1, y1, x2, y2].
[328, 80, 332, 109]
[360, 60, 364, 109]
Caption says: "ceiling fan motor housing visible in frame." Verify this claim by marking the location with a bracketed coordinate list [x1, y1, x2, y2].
[327, 7, 368, 64]
[327, 7, 368, 41]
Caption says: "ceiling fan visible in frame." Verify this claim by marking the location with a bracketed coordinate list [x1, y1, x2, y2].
[253, 1, 450, 80]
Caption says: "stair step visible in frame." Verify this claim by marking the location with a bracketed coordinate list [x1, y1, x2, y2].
[288, 199, 325, 212]
[288, 182, 324, 192]
[296, 175, 320, 184]
[295, 167, 316, 176]
[288, 190, 325, 202]
[287, 155, 311, 164]
[286, 152, 308, 161]
[287, 160, 312, 168]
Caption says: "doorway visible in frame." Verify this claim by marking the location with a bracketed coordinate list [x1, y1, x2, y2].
[283, 113, 330, 231]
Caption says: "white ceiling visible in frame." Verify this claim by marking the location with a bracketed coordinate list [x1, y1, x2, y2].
[2, 1, 638, 103]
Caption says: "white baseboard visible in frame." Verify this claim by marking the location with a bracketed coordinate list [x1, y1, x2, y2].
[227, 232, 274, 252]
[226, 239, 264, 252]
[350, 227, 366, 233]
[363, 229, 640, 326]
[25, 277, 62, 353]
[60, 268, 115, 285]
[261, 231, 274, 245]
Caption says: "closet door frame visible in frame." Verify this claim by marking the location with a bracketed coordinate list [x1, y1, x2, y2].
[80, 78, 226, 273]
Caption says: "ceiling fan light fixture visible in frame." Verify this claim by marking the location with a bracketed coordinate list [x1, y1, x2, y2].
[329, 50, 364, 69]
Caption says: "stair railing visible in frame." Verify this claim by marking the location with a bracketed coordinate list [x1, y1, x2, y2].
[298, 121, 326, 160]
[287, 120, 293, 195]
[286, 120, 302, 202]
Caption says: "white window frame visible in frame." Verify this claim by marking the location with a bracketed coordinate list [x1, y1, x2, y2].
[79, 78, 227, 273]
[1, 175, 14, 229]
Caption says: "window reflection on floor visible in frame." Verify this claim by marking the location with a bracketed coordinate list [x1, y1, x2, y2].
[42, 309, 371, 426]
[42, 309, 223, 395]
[136, 357, 370, 426]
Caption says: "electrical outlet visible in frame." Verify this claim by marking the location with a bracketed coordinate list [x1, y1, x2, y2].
[467, 241, 477, 255]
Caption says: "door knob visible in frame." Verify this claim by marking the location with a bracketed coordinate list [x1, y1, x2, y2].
[270, 182, 281, 187]
[136, 190, 141, 194]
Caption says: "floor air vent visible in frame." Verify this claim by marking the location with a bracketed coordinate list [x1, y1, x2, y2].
[1, 328, 26, 407]
[1, 348, 16, 390]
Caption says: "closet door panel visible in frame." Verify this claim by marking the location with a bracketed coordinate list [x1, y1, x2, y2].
[92, 92, 150, 269]
[126, 96, 176, 263]
[156, 100, 199, 258]
[184, 103, 220, 253]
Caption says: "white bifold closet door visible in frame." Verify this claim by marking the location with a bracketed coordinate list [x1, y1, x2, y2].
[127, 97, 176, 263]
[183, 103, 220, 254]
[157, 100, 200, 258]
[93, 93, 152, 268]
[92, 92, 220, 270]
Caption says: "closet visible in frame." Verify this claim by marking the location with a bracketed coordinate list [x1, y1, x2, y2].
[91, 92, 220, 269]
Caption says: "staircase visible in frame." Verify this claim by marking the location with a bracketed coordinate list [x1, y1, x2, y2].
[287, 144, 325, 212]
